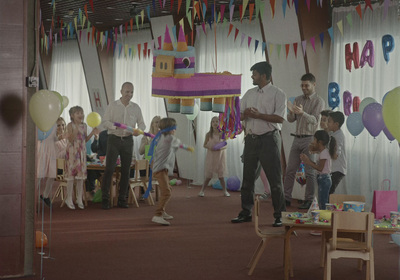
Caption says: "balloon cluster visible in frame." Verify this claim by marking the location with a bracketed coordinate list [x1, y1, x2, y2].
[346, 87, 400, 141]
[29, 90, 69, 132]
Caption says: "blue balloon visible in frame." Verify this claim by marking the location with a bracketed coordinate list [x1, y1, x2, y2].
[346, 112, 364, 137]
[382, 34, 394, 64]
[328, 82, 340, 110]
[38, 126, 54, 141]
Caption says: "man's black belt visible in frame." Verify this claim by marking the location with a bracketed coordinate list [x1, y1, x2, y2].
[290, 133, 312, 138]
[248, 130, 277, 139]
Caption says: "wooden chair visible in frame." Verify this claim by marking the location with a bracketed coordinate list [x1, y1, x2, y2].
[247, 196, 293, 276]
[320, 194, 366, 267]
[128, 159, 155, 207]
[52, 158, 87, 207]
[324, 211, 375, 280]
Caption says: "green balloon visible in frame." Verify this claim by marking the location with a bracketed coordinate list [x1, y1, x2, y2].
[382, 87, 400, 141]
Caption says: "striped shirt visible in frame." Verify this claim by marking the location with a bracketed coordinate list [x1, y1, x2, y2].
[287, 93, 324, 136]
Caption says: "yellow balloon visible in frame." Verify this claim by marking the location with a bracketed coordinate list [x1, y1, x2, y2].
[62, 96, 69, 108]
[29, 90, 62, 131]
[382, 87, 400, 141]
[86, 112, 102, 128]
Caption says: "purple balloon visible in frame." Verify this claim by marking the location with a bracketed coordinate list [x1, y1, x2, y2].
[362, 103, 385, 138]
[383, 126, 396, 142]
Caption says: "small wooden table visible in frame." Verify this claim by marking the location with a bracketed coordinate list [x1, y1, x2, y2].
[282, 211, 399, 280]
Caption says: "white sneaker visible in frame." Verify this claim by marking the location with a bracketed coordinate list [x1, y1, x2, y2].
[224, 191, 230, 197]
[76, 201, 84, 210]
[152, 216, 170, 226]
[65, 200, 75, 210]
[198, 191, 205, 197]
[162, 212, 174, 220]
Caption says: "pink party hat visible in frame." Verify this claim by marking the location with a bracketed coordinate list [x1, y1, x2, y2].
[176, 25, 188, 52]
[162, 25, 173, 51]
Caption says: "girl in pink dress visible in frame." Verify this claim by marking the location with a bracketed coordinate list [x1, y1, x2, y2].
[198, 116, 230, 197]
[64, 106, 98, 210]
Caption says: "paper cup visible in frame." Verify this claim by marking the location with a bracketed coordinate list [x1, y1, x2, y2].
[390, 211, 399, 225]
[311, 211, 320, 224]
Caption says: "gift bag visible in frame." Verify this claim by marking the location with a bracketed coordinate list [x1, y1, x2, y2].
[371, 179, 398, 219]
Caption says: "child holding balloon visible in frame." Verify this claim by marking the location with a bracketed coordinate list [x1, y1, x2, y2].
[64, 106, 98, 210]
[198, 116, 230, 197]
[300, 130, 337, 210]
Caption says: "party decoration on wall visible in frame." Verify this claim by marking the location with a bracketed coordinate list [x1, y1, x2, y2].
[359, 40, 374, 68]
[346, 112, 364, 137]
[86, 112, 102, 128]
[29, 90, 62, 132]
[345, 42, 360, 72]
[227, 176, 241, 191]
[382, 87, 400, 141]
[362, 103, 384, 138]
[343, 90, 352, 116]
[328, 82, 340, 110]
[382, 34, 395, 64]
[353, 96, 361, 112]
[152, 26, 241, 115]
[35, 231, 48, 248]
[359, 97, 377, 114]
[219, 97, 242, 139]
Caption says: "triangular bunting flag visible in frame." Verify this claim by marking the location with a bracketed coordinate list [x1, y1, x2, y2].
[269, 43, 274, 57]
[355, 4, 362, 20]
[138, 44, 141, 60]
[282, 0, 287, 17]
[247, 36, 252, 48]
[310, 37, 316, 52]
[262, 42, 266, 57]
[220, 5, 226, 22]
[242, 0, 249, 19]
[293, 0, 299, 14]
[270, 0, 276, 18]
[337, 20, 343, 36]
[327, 27, 334, 43]
[254, 40, 259, 53]
[364, 0, 373, 12]
[285, 44, 290, 59]
[319, 32, 324, 48]
[276, 44, 281, 59]
[229, 4, 234, 22]
[249, 3, 254, 22]
[301, 40, 306, 56]
[228, 23, 233, 37]
[234, 28, 239, 42]
[346, 13, 353, 26]
[240, 33, 246, 46]
[293, 42, 298, 58]
[306, 0, 311, 12]
[383, 0, 390, 20]
[178, 0, 182, 14]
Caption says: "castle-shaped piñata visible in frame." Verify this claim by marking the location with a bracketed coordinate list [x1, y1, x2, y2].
[152, 25, 242, 114]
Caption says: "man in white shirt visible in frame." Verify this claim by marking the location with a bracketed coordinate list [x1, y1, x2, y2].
[231, 61, 287, 227]
[101, 82, 146, 209]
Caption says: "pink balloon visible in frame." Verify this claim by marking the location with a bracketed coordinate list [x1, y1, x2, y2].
[353, 96, 361, 112]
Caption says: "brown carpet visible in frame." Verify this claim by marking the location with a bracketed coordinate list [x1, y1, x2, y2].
[23, 182, 399, 280]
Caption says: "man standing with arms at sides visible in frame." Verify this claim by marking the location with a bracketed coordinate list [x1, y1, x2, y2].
[101, 82, 146, 210]
[231, 61, 287, 227]
[284, 73, 325, 209]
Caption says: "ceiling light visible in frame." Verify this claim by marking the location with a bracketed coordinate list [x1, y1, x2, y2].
[114, 18, 124, 21]
[161, 10, 170, 13]
[96, 22, 103, 24]
[106, 7, 115, 10]
[219, 1, 229, 3]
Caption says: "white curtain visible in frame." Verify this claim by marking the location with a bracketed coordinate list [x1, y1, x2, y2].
[193, 20, 265, 187]
[49, 40, 91, 123]
[328, 3, 400, 208]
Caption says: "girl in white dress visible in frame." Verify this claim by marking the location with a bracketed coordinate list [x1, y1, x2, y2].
[198, 116, 230, 197]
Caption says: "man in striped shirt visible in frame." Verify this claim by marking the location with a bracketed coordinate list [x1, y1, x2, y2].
[284, 73, 325, 209]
